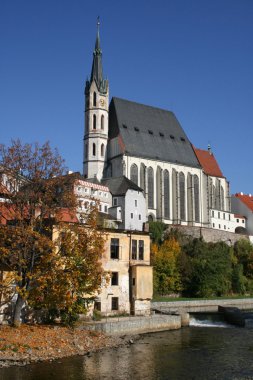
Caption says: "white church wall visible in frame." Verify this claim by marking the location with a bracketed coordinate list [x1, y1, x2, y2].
[123, 155, 204, 226]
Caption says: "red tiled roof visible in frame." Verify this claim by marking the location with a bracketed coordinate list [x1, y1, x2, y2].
[55, 208, 79, 223]
[0, 183, 10, 196]
[193, 147, 224, 178]
[0, 203, 16, 225]
[234, 193, 253, 212]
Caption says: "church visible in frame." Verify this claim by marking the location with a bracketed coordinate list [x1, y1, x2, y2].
[83, 21, 234, 232]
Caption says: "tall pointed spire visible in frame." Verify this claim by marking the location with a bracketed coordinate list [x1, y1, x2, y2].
[90, 17, 107, 93]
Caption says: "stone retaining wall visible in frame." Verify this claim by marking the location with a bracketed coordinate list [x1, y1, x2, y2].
[80, 314, 182, 335]
[152, 298, 253, 313]
[167, 225, 249, 244]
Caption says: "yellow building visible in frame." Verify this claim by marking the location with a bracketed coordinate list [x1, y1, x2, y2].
[95, 229, 153, 316]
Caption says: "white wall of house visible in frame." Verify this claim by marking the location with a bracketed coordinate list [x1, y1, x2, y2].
[231, 195, 253, 235]
[210, 209, 246, 233]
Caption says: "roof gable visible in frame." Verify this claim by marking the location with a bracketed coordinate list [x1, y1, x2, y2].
[234, 193, 253, 212]
[193, 147, 224, 178]
[101, 176, 143, 196]
[108, 97, 201, 168]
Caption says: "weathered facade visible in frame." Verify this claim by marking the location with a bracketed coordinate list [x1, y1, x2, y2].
[95, 229, 152, 316]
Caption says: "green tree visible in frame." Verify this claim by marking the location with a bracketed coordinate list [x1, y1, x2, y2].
[149, 221, 166, 245]
[182, 239, 232, 297]
[151, 238, 182, 295]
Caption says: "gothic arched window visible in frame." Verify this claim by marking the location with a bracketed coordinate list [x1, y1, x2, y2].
[172, 169, 178, 222]
[130, 164, 138, 185]
[179, 172, 185, 221]
[194, 175, 200, 222]
[220, 186, 225, 211]
[212, 185, 216, 209]
[140, 163, 145, 191]
[187, 173, 193, 223]
[93, 92, 96, 107]
[148, 167, 154, 209]
[101, 115, 104, 130]
[101, 143, 104, 157]
[164, 170, 170, 219]
[92, 143, 96, 156]
[156, 167, 162, 219]
[93, 114, 96, 130]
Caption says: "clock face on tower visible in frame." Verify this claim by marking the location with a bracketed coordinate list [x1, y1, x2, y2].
[100, 99, 105, 107]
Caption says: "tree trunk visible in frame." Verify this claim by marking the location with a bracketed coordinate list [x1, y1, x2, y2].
[13, 294, 25, 327]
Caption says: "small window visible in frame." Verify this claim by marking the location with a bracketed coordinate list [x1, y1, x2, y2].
[139, 214, 141, 220]
[223, 213, 225, 220]
[94, 301, 101, 311]
[219, 224, 221, 229]
[104, 205, 108, 213]
[224, 225, 226, 230]
[212, 211, 214, 217]
[236, 219, 239, 223]
[139, 240, 144, 260]
[111, 297, 119, 310]
[134, 127, 139, 132]
[180, 137, 186, 142]
[93, 114, 96, 130]
[132, 278, 135, 286]
[242, 220, 245, 224]
[159, 132, 164, 137]
[101, 143, 104, 157]
[113, 198, 118, 206]
[111, 238, 119, 259]
[122, 124, 127, 129]
[213, 223, 215, 228]
[170, 135, 175, 139]
[218, 212, 220, 218]
[148, 130, 153, 135]
[132, 239, 137, 260]
[101, 115, 104, 130]
[93, 143, 96, 156]
[111, 272, 118, 286]
[99, 204, 102, 211]
[93, 92, 97, 107]
[135, 200, 137, 207]
[229, 214, 231, 221]
[131, 213, 133, 219]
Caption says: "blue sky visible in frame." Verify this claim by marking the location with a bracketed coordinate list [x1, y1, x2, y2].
[1, 0, 253, 194]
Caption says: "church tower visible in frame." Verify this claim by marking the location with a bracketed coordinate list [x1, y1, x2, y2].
[83, 19, 109, 180]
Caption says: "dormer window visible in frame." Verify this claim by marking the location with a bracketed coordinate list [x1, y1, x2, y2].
[122, 124, 127, 129]
[170, 135, 175, 140]
[180, 137, 186, 142]
[148, 130, 153, 135]
[134, 127, 139, 132]
[159, 132, 164, 137]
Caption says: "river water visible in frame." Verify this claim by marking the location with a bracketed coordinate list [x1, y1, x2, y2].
[1, 315, 253, 380]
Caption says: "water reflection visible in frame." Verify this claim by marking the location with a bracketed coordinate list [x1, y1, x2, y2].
[1, 327, 253, 379]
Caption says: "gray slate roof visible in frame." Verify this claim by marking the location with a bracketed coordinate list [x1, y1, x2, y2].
[101, 176, 143, 196]
[108, 97, 200, 168]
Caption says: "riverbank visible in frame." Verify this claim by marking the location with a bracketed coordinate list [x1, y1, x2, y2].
[0, 325, 135, 368]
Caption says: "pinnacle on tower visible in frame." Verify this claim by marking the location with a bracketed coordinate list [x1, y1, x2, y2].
[90, 17, 107, 93]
